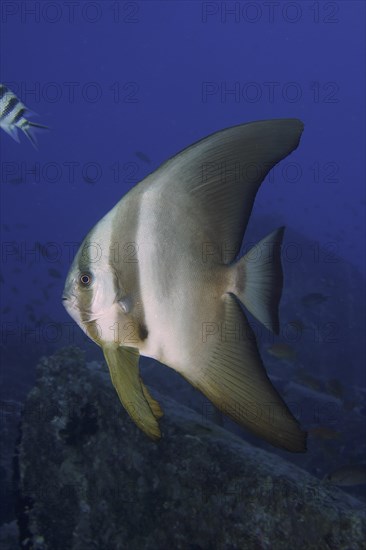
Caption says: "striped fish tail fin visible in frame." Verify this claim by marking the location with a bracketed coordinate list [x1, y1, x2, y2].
[21, 120, 49, 150]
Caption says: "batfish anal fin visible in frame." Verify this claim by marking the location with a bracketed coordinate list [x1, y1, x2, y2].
[232, 226, 285, 334]
[191, 294, 307, 452]
[103, 344, 162, 440]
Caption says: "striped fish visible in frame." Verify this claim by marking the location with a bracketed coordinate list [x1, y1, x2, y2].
[0, 83, 48, 149]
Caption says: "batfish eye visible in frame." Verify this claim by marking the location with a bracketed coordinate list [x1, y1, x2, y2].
[79, 272, 93, 286]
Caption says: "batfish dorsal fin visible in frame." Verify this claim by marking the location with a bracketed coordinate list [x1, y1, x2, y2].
[103, 344, 162, 439]
[144, 119, 303, 263]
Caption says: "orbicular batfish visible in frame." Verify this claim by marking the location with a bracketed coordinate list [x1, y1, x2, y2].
[63, 118, 307, 452]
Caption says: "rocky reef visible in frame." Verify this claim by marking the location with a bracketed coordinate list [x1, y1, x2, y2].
[14, 347, 366, 550]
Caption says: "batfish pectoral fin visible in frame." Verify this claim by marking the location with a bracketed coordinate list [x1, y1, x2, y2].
[103, 344, 162, 440]
[187, 294, 307, 452]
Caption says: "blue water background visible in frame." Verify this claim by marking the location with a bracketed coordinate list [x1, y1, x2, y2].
[1, 2, 365, 391]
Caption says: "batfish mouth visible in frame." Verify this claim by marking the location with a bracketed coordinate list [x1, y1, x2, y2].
[62, 292, 111, 323]
[68, 302, 110, 323]
[62, 295, 80, 321]
[62, 295, 76, 308]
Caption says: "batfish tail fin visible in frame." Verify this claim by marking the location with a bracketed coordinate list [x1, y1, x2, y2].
[230, 226, 285, 334]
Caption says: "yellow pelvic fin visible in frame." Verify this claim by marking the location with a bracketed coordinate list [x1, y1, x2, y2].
[103, 344, 162, 440]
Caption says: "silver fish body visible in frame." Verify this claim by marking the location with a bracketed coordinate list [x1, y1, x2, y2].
[0, 83, 48, 148]
[63, 118, 307, 451]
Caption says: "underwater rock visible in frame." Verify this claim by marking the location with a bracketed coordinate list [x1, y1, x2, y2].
[141, 358, 366, 503]
[0, 520, 19, 548]
[16, 348, 365, 550]
[0, 398, 22, 529]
